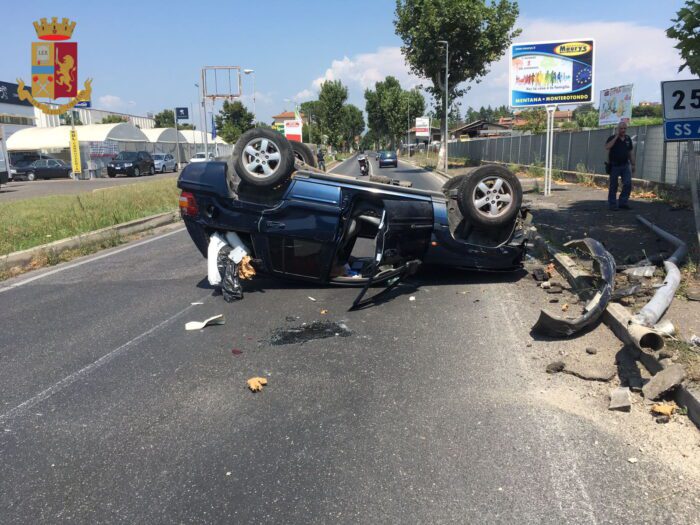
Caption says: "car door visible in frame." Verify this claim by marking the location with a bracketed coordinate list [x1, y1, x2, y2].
[46, 159, 61, 178]
[257, 179, 343, 282]
[32, 160, 47, 178]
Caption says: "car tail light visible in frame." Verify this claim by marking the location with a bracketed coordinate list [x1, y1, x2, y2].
[179, 191, 199, 217]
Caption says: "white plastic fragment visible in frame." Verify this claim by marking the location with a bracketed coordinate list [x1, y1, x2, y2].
[409, 296, 416, 301]
[308, 296, 317, 302]
[207, 233, 228, 286]
[185, 314, 225, 331]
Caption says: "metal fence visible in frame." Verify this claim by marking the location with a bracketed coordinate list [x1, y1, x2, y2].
[448, 125, 695, 188]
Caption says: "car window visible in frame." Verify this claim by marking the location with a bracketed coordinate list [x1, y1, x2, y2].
[48, 160, 59, 167]
[34, 160, 47, 168]
[268, 236, 325, 278]
[153, 155, 164, 160]
[115, 152, 137, 161]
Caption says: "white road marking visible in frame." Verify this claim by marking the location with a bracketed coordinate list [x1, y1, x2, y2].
[0, 294, 209, 424]
[397, 158, 446, 186]
[0, 227, 186, 294]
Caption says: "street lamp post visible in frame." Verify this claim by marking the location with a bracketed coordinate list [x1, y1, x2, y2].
[194, 82, 203, 156]
[244, 69, 256, 127]
[438, 40, 449, 172]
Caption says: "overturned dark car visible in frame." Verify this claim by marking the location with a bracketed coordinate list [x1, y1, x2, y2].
[177, 129, 527, 308]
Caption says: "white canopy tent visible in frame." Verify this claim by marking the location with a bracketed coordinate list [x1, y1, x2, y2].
[179, 129, 231, 158]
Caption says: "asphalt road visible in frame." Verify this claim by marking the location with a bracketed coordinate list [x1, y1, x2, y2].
[0, 160, 697, 523]
[0, 171, 179, 202]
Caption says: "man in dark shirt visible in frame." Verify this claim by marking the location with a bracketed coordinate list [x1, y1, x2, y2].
[316, 149, 326, 171]
[604, 122, 636, 210]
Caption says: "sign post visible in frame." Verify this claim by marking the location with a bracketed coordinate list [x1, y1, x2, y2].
[175, 107, 188, 168]
[69, 127, 81, 178]
[509, 39, 595, 196]
[662, 79, 700, 252]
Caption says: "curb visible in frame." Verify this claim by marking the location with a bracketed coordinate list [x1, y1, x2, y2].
[1, 210, 181, 269]
[529, 226, 700, 429]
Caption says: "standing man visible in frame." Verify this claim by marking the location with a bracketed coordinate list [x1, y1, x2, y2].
[317, 148, 326, 171]
[604, 122, 636, 210]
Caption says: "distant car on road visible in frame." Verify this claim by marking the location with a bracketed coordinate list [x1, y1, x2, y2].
[152, 153, 177, 173]
[13, 158, 74, 181]
[107, 151, 155, 177]
[378, 150, 398, 168]
[189, 152, 215, 163]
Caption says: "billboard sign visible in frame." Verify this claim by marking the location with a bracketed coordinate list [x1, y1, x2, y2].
[415, 117, 430, 138]
[598, 84, 633, 126]
[0, 81, 33, 107]
[510, 39, 594, 107]
[284, 119, 303, 142]
[175, 107, 189, 120]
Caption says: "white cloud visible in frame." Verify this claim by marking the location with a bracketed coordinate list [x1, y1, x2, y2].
[294, 19, 691, 113]
[97, 95, 135, 110]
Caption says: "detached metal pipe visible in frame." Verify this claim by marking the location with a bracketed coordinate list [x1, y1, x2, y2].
[632, 215, 687, 327]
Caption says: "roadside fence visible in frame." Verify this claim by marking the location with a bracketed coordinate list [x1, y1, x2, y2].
[448, 125, 695, 188]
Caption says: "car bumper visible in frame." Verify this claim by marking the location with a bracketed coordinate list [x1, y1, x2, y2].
[107, 166, 135, 176]
[378, 161, 397, 167]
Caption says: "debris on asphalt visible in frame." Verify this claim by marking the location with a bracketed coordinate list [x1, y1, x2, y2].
[247, 377, 268, 392]
[308, 296, 317, 302]
[549, 298, 559, 303]
[320, 309, 328, 315]
[651, 402, 678, 417]
[609, 387, 632, 412]
[561, 303, 569, 312]
[545, 284, 563, 294]
[185, 314, 225, 331]
[231, 349, 243, 356]
[685, 286, 700, 301]
[533, 239, 615, 337]
[689, 334, 700, 347]
[586, 347, 597, 355]
[540, 281, 551, 289]
[532, 267, 547, 282]
[655, 415, 671, 424]
[191, 301, 204, 305]
[642, 364, 686, 400]
[270, 321, 351, 346]
[611, 284, 642, 301]
[623, 265, 656, 278]
[546, 361, 565, 374]
[653, 319, 676, 338]
[409, 296, 416, 301]
[627, 457, 638, 464]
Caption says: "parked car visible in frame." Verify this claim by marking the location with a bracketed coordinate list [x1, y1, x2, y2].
[378, 150, 398, 168]
[13, 158, 74, 181]
[8, 152, 57, 180]
[189, 152, 215, 163]
[152, 153, 177, 173]
[177, 129, 525, 309]
[107, 151, 155, 177]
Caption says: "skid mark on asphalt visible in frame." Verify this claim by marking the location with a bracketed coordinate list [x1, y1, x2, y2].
[496, 283, 598, 524]
[0, 227, 185, 294]
[0, 293, 210, 424]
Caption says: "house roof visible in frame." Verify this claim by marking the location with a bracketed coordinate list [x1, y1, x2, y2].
[271, 111, 306, 120]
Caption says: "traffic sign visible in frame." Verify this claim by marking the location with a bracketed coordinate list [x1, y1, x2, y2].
[662, 79, 700, 121]
[175, 107, 189, 120]
[664, 119, 700, 142]
[74, 100, 91, 108]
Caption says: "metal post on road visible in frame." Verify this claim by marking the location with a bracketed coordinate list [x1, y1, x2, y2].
[438, 40, 449, 173]
[543, 105, 555, 196]
[244, 69, 256, 126]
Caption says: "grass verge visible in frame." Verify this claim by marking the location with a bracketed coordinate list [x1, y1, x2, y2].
[0, 178, 179, 256]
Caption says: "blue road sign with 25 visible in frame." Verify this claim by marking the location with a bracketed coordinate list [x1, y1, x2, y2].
[664, 120, 700, 142]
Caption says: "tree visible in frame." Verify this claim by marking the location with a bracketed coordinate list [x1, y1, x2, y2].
[99, 114, 127, 124]
[178, 123, 196, 130]
[395, 0, 520, 122]
[574, 104, 599, 128]
[631, 104, 662, 118]
[340, 104, 365, 150]
[154, 109, 175, 128]
[318, 80, 349, 149]
[365, 76, 425, 148]
[667, 1, 700, 75]
[515, 108, 547, 134]
[214, 100, 255, 144]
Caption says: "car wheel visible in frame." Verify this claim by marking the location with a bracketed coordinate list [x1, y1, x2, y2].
[233, 128, 295, 187]
[134, 167, 141, 177]
[149, 165, 155, 175]
[457, 165, 522, 228]
[369, 175, 391, 184]
[161, 165, 167, 173]
[290, 141, 317, 167]
[442, 174, 469, 193]
[108, 172, 115, 178]
[27, 172, 36, 181]
[173, 163, 178, 173]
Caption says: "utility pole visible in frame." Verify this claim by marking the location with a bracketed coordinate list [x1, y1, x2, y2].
[244, 69, 256, 126]
[438, 40, 449, 172]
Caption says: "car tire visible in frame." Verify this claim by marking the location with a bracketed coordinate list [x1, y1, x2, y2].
[233, 128, 295, 187]
[369, 175, 391, 184]
[457, 165, 522, 228]
[442, 174, 469, 193]
[290, 141, 317, 167]
[161, 165, 167, 173]
[173, 164, 178, 173]
[108, 172, 115, 178]
[133, 167, 141, 177]
[27, 172, 36, 181]
[149, 165, 155, 176]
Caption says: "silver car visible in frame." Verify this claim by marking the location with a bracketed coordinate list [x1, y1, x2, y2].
[152, 153, 177, 173]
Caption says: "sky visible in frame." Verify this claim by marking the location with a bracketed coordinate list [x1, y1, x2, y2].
[1, 0, 694, 127]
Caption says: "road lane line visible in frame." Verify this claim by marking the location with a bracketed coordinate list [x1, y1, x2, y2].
[0, 295, 208, 424]
[0, 227, 186, 294]
[398, 158, 446, 186]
